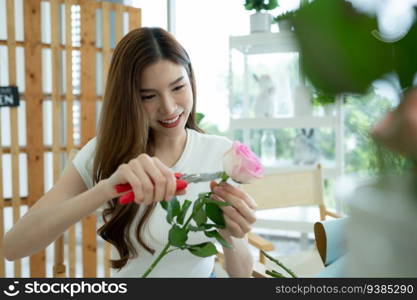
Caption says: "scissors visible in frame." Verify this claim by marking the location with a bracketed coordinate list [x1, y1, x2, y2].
[114, 171, 224, 204]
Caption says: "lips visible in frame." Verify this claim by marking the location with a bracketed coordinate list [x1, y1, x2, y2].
[157, 113, 183, 128]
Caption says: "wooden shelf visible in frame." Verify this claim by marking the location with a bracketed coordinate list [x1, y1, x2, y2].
[229, 32, 298, 55]
[230, 116, 339, 130]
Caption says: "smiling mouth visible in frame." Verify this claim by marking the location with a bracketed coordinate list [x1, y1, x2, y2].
[159, 114, 181, 124]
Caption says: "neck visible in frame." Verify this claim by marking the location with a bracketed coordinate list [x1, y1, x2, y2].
[153, 128, 188, 167]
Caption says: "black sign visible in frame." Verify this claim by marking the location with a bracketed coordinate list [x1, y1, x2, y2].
[0, 86, 19, 107]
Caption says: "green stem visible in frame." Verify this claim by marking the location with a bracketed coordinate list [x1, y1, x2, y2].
[141, 243, 171, 278]
[261, 250, 298, 278]
[141, 172, 229, 278]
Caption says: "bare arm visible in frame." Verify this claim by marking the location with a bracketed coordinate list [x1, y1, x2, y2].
[3, 163, 114, 261]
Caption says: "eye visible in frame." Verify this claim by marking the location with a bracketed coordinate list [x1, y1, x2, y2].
[141, 94, 155, 101]
[172, 84, 185, 92]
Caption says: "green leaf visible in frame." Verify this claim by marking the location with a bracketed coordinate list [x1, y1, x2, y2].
[203, 224, 224, 230]
[166, 197, 181, 224]
[265, 0, 278, 10]
[291, 0, 392, 95]
[193, 195, 205, 213]
[187, 242, 218, 258]
[193, 207, 207, 226]
[160, 200, 168, 211]
[168, 225, 188, 248]
[204, 230, 233, 249]
[187, 225, 206, 232]
[177, 199, 192, 225]
[205, 203, 225, 227]
[392, 15, 417, 90]
[196, 112, 205, 125]
[204, 199, 231, 207]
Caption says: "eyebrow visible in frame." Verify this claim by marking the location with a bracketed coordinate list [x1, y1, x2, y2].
[140, 76, 184, 93]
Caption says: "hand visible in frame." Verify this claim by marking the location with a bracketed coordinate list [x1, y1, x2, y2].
[210, 181, 257, 239]
[372, 87, 417, 157]
[103, 154, 186, 205]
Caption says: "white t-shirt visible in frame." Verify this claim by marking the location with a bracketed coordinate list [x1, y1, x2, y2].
[72, 128, 233, 277]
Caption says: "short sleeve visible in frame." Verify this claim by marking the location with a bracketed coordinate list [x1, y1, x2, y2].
[72, 137, 97, 190]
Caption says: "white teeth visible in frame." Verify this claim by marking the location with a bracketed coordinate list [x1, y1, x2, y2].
[160, 115, 180, 124]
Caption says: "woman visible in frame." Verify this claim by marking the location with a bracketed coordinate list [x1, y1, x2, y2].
[4, 27, 257, 278]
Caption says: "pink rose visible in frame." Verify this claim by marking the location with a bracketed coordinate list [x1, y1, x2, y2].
[223, 141, 264, 183]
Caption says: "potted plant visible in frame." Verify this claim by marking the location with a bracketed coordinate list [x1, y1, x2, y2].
[273, 10, 296, 31]
[244, 0, 279, 33]
[311, 89, 337, 115]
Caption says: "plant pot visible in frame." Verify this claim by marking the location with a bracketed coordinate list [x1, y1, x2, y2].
[293, 85, 313, 116]
[250, 12, 272, 33]
[278, 20, 292, 32]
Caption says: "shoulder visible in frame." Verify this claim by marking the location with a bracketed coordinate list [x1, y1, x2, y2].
[72, 137, 97, 189]
[73, 137, 97, 163]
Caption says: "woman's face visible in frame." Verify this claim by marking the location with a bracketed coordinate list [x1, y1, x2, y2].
[139, 59, 193, 138]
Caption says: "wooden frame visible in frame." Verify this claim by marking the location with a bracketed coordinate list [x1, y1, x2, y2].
[0, 0, 141, 278]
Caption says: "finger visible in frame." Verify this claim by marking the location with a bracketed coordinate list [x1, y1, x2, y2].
[210, 180, 218, 191]
[219, 182, 258, 210]
[140, 156, 166, 204]
[223, 214, 245, 238]
[212, 193, 252, 233]
[175, 189, 187, 196]
[120, 164, 144, 204]
[153, 158, 176, 201]
[129, 159, 153, 205]
[213, 187, 256, 224]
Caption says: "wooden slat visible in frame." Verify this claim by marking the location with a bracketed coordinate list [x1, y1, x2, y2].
[50, 0, 66, 278]
[0, 40, 118, 53]
[65, 0, 76, 278]
[102, 1, 111, 277]
[7, 0, 22, 278]
[128, 7, 141, 31]
[24, 0, 46, 277]
[102, 1, 110, 90]
[65, 0, 74, 153]
[0, 112, 5, 277]
[80, 0, 97, 277]
[3, 198, 29, 207]
[115, 3, 123, 44]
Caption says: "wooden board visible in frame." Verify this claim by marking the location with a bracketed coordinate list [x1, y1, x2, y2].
[115, 3, 123, 45]
[50, 0, 66, 278]
[7, 0, 22, 278]
[24, 0, 46, 277]
[128, 7, 141, 31]
[80, 0, 97, 278]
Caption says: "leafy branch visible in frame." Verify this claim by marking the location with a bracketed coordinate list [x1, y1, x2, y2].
[141, 174, 232, 278]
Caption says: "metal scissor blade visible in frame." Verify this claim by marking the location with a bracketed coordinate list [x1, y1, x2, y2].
[181, 171, 224, 183]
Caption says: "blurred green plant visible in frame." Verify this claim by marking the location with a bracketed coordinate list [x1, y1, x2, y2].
[244, 0, 278, 12]
[311, 89, 335, 107]
[290, 0, 417, 96]
[344, 91, 411, 176]
[272, 10, 296, 24]
[196, 112, 205, 125]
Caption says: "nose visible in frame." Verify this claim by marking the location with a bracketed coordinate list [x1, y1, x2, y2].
[158, 93, 177, 116]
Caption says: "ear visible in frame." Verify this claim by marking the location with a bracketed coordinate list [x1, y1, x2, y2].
[301, 128, 306, 135]
[308, 129, 314, 138]
[253, 74, 259, 82]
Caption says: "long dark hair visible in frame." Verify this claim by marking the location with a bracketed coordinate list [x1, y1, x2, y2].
[94, 27, 203, 270]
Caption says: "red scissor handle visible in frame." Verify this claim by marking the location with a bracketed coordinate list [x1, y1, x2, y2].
[115, 173, 187, 204]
